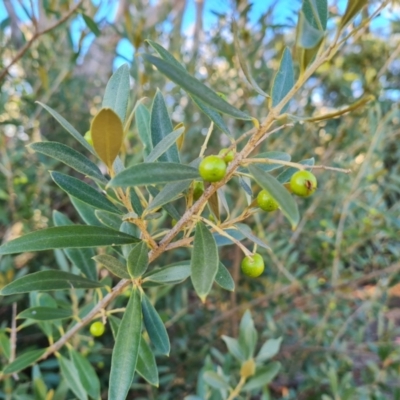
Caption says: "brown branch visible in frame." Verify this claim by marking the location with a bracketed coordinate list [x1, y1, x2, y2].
[0, 0, 83, 82]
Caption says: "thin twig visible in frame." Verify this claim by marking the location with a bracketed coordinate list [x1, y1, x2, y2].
[0, 0, 83, 82]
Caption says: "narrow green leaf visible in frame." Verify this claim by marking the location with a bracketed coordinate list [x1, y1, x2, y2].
[130, 188, 144, 216]
[70, 196, 103, 226]
[256, 337, 282, 363]
[51, 171, 119, 213]
[146, 186, 181, 221]
[221, 336, 245, 362]
[95, 210, 122, 230]
[102, 64, 130, 123]
[339, 0, 368, 30]
[91, 108, 124, 169]
[239, 310, 258, 360]
[69, 348, 101, 400]
[93, 254, 130, 279]
[277, 157, 315, 183]
[203, 371, 230, 390]
[232, 19, 269, 97]
[82, 13, 100, 36]
[17, 307, 73, 321]
[235, 223, 270, 250]
[127, 242, 149, 279]
[143, 261, 191, 284]
[109, 162, 200, 188]
[30, 142, 106, 183]
[242, 362, 281, 391]
[145, 127, 184, 163]
[53, 211, 97, 280]
[249, 151, 291, 172]
[249, 164, 299, 229]
[109, 286, 142, 400]
[146, 40, 233, 134]
[37, 102, 95, 155]
[190, 95, 232, 137]
[191, 221, 219, 302]
[59, 355, 88, 400]
[109, 315, 121, 339]
[146, 158, 201, 212]
[0, 226, 139, 255]
[0, 331, 11, 360]
[297, 11, 324, 49]
[0, 271, 103, 295]
[213, 228, 245, 247]
[136, 337, 159, 387]
[143, 54, 252, 120]
[3, 349, 46, 374]
[136, 104, 153, 157]
[302, 0, 327, 31]
[141, 293, 170, 355]
[215, 262, 234, 292]
[150, 90, 180, 163]
[271, 48, 294, 113]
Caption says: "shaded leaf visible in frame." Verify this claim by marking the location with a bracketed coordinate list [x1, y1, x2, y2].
[17, 307, 73, 321]
[102, 64, 130, 122]
[93, 254, 130, 279]
[51, 171, 119, 213]
[145, 127, 184, 163]
[0, 331, 11, 360]
[143, 54, 251, 120]
[203, 371, 230, 390]
[213, 229, 245, 247]
[142, 293, 170, 355]
[69, 348, 101, 400]
[109, 162, 200, 188]
[147, 186, 181, 221]
[256, 337, 282, 363]
[191, 222, 219, 302]
[136, 337, 159, 387]
[127, 241, 149, 279]
[109, 286, 142, 400]
[271, 48, 294, 113]
[235, 223, 270, 250]
[91, 108, 124, 169]
[242, 362, 281, 391]
[70, 196, 103, 226]
[30, 142, 106, 183]
[3, 349, 46, 374]
[150, 90, 180, 163]
[95, 210, 122, 230]
[249, 164, 299, 228]
[136, 104, 152, 157]
[0, 271, 103, 295]
[0, 225, 139, 255]
[221, 336, 245, 362]
[59, 355, 88, 400]
[339, 0, 367, 30]
[239, 310, 258, 359]
[143, 261, 191, 285]
[302, 0, 327, 31]
[215, 262, 235, 292]
[37, 102, 95, 155]
[82, 13, 100, 36]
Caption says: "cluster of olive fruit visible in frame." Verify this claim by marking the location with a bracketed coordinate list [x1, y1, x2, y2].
[198, 150, 318, 278]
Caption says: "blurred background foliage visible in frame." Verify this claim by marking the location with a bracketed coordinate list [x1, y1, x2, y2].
[1, 0, 400, 399]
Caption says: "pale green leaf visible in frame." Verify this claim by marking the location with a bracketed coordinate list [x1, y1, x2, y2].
[143, 261, 191, 285]
[95, 210, 122, 230]
[249, 164, 299, 228]
[242, 362, 281, 391]
[141, 293, 170, 355]
[215, 262, 234, 292]
[93, 254, 130, 279]
[221, 336, 245, 362]
[3, 349, 46, 375]
[271, 48, 294, 113]
[102, 64, 130, 122]
[150, 90, 180, 163]
[203, 371, 230, 390]
[191, 221, 219, 302]
[109, 162, 200, 188]
[59, 355, 88, 400]
[235, 223, 270, 250]
[239, 310, 258, 359]
[0, 271, 103, 295]
[17, 307, 73, 321]
[37, 102, 95, 155]
[127, 241, 149, 279]
[145, 127, 184, 163]
[109, 286, 142, 400]
[136, 104, 152, 157]
[30, 142, 106, 183]
[143, 54, 252, 120]
[51, 171, 119, 213]
[256, 337, 282, 363]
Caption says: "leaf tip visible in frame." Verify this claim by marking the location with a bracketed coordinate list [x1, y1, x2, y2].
[199, 294, 207, 304]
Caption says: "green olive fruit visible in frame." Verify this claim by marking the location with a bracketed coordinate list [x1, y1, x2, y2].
[90, 321, 105, 337]
[199, 155, 227, 182]
[241, 253, 264, 277]
[257, 190, 279, 212]
[218, 148, 235, 164]
[290, 170, 317, 197]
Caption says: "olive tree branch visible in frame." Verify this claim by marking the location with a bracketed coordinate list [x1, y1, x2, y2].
[0, 0, 84, 82]
[20, 4, 385, 367]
